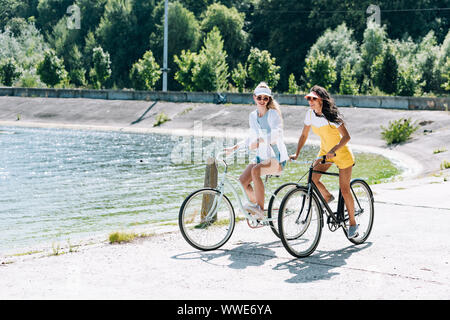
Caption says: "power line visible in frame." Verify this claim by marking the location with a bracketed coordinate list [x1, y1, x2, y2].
[242, 7, 450, 14]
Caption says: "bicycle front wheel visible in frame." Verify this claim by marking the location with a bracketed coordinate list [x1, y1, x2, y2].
[179, 188, 235, 251]
[278, 186, 323, 258]
[344, 179, 374, 244]
[267, 182, 298, 238]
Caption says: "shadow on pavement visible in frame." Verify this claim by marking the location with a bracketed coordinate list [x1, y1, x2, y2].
[274, 242, 373, 283]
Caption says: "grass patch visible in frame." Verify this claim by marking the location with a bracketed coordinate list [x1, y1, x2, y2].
[153, 112, 170, 127]
[433, 147, 448, 154]
[108, 231, 154, 244]
[440, 160, 450, 170]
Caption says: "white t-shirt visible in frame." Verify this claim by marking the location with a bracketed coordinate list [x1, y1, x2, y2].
[304, 109, 341, 128]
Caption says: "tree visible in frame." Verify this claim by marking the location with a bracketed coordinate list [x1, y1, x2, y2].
[150, 1, 200, 90]
[0, 58, 21, 86]
[130, 50, 161, 90]
[246, 47, 280, 89]
[192, 27, 229, 92]
[37, 49, 67, 87]
[173, 49, 198, 92]
[304, 52, 336, 91]
[231, 62, 247, 92]
[441, 57, 450, 92]
[200, 3, 248, 70]
[339, 63, 359, 95]
[287, 73, 299, 94]
[95, 0, 138, 87]
[359, 22, 387, 81]
[307, 23, 360, 91]
[36, 0, 74, 36]
[89, 46, 111, 89]
[66, 45, 86, 87]
[371, 45, 398, 95]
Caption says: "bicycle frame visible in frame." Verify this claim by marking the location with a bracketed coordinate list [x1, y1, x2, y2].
[204, 151, 281, 224]
[297, 157, 347, 229]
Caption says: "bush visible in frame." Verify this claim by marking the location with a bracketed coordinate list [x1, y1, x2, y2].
[304, 51, 336, 90]
[287, 73, 299, 94]
[130, 50, 161, 90]
[246, 47, 280, 89]
[89, 46, 111, 89]
[0, 58, 21, 86]
[154, 112, 170, 127]
[381, 118, 419, 145]
[174, 50, 198, 92]
[339, 63, 358, 95]
[231, 62, 247, 93]
[36, 49, 68, 87]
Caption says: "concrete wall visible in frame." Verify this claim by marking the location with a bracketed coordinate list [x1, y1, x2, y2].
[0, 86, 448, 110]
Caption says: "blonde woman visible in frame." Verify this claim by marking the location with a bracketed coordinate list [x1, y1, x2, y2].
[225, 82, 289, 219]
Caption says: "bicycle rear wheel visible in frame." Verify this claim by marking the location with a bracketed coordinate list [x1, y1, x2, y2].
[267, 182, 298, 238]
[278, 186, 323, 258]
[343, 179, 374, 244]
[179, 188, 235, 251]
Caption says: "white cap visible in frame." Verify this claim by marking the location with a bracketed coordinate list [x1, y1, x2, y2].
[253, 87, 272, 97]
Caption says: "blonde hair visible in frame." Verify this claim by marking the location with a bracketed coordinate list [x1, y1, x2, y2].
[255, 82, 283, 124]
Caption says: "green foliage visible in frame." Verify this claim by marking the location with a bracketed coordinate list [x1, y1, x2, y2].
[381, 118, 419, 145]
[441, 57, 450, 92]
[0, 58, 21, 86]
[200, 2, 248, 69]
[246, 47, 280, 89]
[287, 73, 299, 94]
[37, 49, 67, 87]
[89, 46, 111, 89]
[339, 63, 358, 95]
[192, 27, 229, 92]
[130, 50, 161, 90]
[308, 23, 360, 91]
[231, 62, 247, 93]
[174, 49, 198, 91]
[153, 112, 170, 127]
[95, 0, 138, 87]
[441, 160, 450, 170]
[371, 45, 398, 95]
[304, 52, 336, 90]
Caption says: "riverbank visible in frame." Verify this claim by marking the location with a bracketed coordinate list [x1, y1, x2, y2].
[1, 95, 450, 176]
[0, 96, 449, 299]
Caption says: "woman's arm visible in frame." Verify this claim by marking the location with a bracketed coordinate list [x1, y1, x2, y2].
[290, 125, 310, 160]
[327, 123, 351, 159]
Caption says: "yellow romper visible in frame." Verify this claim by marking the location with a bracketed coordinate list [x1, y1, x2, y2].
[304, 109, 355, 169]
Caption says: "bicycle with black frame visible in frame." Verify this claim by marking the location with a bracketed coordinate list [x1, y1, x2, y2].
[277, 156, 374, 258]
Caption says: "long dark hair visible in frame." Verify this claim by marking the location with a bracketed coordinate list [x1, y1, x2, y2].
[310, 85, 343, 125]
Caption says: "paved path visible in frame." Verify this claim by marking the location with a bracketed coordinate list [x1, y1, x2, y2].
[1, 174, 448, 300]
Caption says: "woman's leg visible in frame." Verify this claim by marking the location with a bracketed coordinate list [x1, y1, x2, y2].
[251, 159, 282, 210]
[311, 160, 333, 202]
[239, 164, 257, 203]
[339, 166, 356, 226]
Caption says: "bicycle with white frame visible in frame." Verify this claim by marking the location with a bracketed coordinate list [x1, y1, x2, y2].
[178, 150, 297, 251]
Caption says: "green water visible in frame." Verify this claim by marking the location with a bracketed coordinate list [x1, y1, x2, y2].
[0, 126, 400, 252]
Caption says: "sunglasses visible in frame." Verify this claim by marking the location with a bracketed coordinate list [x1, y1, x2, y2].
[256, 96, 270, 102]
[306, 96, 318, 101]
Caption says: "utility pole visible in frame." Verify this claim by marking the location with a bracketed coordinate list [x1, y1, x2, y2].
[162, 0, 169, 92]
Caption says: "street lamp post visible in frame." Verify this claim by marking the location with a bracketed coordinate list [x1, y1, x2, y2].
[162, 0, 169, 92]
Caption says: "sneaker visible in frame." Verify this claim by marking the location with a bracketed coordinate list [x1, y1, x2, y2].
[243, 202, 258, 213]
[246, 204, 265, 220]
[348, 224, 359, 239]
